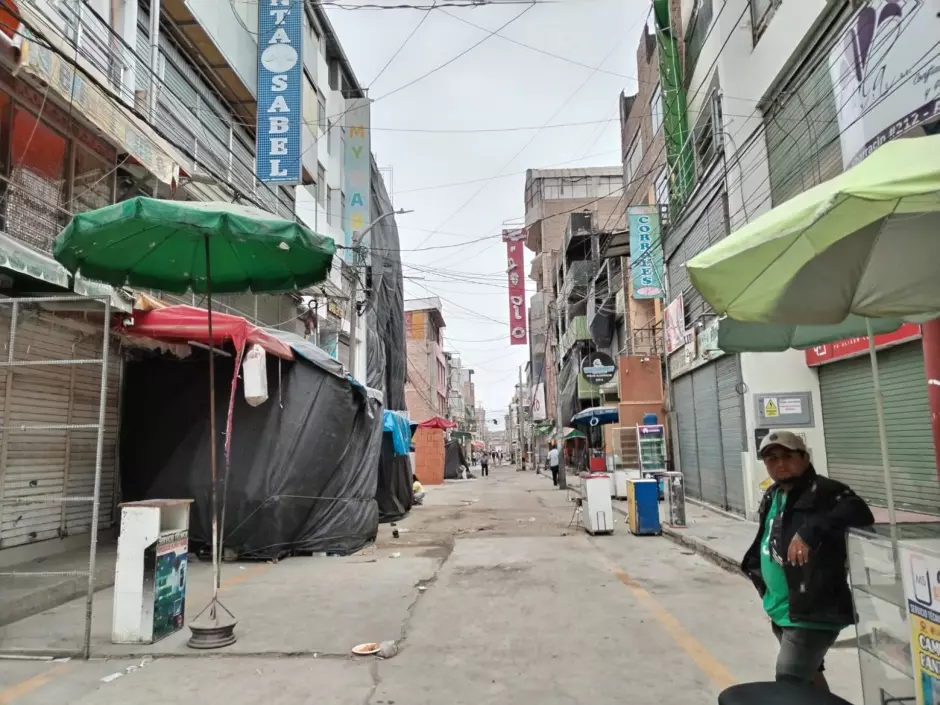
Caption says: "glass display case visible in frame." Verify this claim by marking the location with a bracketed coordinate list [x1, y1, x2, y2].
[847, 523, 940, 705]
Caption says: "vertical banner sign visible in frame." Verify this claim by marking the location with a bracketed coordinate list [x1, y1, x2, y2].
[503, 228, 527, 346]
[628, 205, 665, 299]
[256, 0, 303, 183]
[344, 99, 372, 259]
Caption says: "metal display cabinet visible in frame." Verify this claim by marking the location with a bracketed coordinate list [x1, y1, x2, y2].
[847, 524, 940, 705]
[112, 499, 193, 644]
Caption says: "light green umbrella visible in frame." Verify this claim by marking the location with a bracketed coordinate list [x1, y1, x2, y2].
[687, 135, 940, 545]
[687, 134, 940, 324]
[715, 315, 911, 353]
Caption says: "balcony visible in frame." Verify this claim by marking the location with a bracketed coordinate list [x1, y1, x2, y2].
[560, 315, 591, 353]
[560, 260, 592, 302]
[563, 211, 594, 254]
[578, 374, 619, 401]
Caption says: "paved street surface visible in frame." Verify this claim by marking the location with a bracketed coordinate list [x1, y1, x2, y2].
[0, 465, 864, 704]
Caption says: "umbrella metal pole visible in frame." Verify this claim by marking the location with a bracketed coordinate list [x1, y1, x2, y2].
[205, 235, 220, 612]
[866, 320, 900, 566]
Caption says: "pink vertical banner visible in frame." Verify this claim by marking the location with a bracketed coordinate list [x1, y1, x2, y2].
[503, 228, 527, 346]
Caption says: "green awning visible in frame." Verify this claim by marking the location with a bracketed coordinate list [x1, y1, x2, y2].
[451, 431, 472, 440]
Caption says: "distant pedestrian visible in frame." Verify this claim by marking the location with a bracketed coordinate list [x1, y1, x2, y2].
[548, 443, 560, 487]
[480, 452, 489, 478]
[742, 431, 873, 691]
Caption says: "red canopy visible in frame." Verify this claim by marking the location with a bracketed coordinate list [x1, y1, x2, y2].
[120, 305, 294, 360]
[418, 417, 457, 430]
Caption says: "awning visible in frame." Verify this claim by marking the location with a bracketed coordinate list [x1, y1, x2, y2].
[418, 417, 457, 430]
[120, 305, 294, 359]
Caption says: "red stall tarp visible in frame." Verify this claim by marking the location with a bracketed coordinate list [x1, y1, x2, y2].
[120, 305, 294, 360]
[418, 416, 457, 430]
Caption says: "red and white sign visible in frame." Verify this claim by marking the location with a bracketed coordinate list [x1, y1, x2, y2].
[805, 323, 922, 366]
[503, 228, 527, 346]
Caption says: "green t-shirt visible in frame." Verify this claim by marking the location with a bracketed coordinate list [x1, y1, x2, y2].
[760, 490, 841, 631]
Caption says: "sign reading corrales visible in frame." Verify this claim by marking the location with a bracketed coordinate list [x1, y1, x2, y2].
[256, 0, 303, 184]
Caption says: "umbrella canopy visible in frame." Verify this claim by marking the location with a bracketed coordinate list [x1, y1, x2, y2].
[570, 406, 619, 427]
[714, 315, 916, 353]
[418, 416, 457, 430]
[53, 197, 336, 294]
[562, 428, 586, 441]
[686, 135, 940, 323]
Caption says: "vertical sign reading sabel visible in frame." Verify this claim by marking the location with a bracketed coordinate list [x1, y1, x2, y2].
[503, 228, 527, 346]
[256, 0, 303, 183]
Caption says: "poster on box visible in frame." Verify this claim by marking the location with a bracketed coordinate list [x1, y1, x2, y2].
[153, 530, 188, 641]
[901, 546, 940, 705]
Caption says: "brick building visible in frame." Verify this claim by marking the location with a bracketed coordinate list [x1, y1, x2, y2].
[404, 298, 446, 422]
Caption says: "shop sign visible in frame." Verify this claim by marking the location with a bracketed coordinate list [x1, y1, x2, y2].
[344, 99, 372, 256]
[531, 383, 546, 421]
[256, 0, 303, 183]
[503, 228, 527, 346]
[669, 319, 726, 379]
[900, 546, 940, 705]
[804, 323, 921, 366]
[628, 205, 665, 299]
[663, 295, 685, 354]
[580, 352, 617, 385]
[327, 300, 344, 319]
[829, 0, 940, 168]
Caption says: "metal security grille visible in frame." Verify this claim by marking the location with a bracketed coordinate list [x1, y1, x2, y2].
[819, 342, 940, 515]
[716, 355, 746, 515]
[0, 296, 112, 659]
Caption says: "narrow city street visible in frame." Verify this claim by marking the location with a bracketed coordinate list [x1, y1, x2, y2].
[0, 467, 864, 705]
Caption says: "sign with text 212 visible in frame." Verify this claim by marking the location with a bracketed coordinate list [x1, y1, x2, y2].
[503, 229, 527, 346]
[256, 0, 303, 183]
[628, 205, 665, 299]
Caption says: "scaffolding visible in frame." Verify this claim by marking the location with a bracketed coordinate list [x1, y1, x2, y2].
[0, 295, 112, 659]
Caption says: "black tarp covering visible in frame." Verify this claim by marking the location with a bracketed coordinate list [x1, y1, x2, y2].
[366, 156, 412, 522]
[444, 440, 469, 480]
[120, 349, 382, 559]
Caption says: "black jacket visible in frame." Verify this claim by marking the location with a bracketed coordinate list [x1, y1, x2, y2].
[741, 465, 874, 626]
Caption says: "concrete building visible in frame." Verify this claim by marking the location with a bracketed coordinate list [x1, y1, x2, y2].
[657, 0, 940, 519]
[404, 298, 446, 422]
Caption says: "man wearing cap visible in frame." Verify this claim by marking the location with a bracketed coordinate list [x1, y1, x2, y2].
[742, 430, 874, 691]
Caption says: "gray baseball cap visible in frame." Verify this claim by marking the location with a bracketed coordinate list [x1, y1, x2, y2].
[759, 430, 807, 457]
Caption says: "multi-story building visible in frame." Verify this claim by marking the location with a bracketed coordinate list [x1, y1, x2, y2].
[523, 168, 624, 432]
[404, 298, 446, 422]
[0, 0, 388, 559]
[655, 0, 940, 520]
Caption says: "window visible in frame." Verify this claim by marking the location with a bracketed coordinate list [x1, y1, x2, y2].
[326, 120, 332, 154]
[317, 92, 327, 134]
[317, 165, 326, 206]
[326, 187, 334, 224]
[654, 169, 670, 207]
[626, 137, 643, 182]
[340, 190, 346, 228]
[329, 61, 340, 91]
[750, 0, 780, 42]
[686, 0, 714, 75]
[650, 83, 664, 136]
[694, 91, 723, 177]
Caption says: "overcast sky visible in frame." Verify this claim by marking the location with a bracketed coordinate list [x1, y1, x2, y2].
[327, 0, 647, 420]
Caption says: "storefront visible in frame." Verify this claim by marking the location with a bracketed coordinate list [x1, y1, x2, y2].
[668, 312, 747, 515]
[808, 325, 940, 516]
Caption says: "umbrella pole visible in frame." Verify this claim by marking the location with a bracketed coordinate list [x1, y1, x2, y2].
[865, 320, 900, 563]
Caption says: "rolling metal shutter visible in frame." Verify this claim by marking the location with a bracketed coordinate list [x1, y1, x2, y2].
[716, 356, 746, 515]
[673, 375, 701, 499]
[818, 342, 940, 515]
[0, 310, 120, 549]
[692, 363, 725, 508]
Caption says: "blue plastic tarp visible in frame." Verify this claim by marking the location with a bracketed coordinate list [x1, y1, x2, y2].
[383, 410, 413, 456]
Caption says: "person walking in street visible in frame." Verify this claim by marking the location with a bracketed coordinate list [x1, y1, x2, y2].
[741, 431, 873, 691]
[547, 442, 560, 487]
[480, 451, 489, 478]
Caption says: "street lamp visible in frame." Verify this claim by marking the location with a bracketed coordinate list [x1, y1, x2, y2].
[347, 208, 413, 379]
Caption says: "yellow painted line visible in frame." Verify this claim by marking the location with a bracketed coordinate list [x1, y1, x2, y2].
[220, 564, 270, 590]
[0, 663, 71, 704]
[598, 552, 736, 691]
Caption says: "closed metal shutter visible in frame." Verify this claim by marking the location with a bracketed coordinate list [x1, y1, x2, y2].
[673, 375, 701, 499]
[0, 310, 120, 549]
[692, 364, 725, 508]
[716, 356, 746, 514]
[819, 342, 940, 515]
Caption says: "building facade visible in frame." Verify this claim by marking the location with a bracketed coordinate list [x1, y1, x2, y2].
[404, 298, 446, 422]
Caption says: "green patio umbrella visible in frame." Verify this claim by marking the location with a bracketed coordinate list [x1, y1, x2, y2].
[686, 134, 940, 550]
[714, 315, 917, 353]
[54, 197, 336, 649]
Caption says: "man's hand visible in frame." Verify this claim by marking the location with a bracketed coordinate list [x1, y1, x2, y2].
[788, 535, 811, 566]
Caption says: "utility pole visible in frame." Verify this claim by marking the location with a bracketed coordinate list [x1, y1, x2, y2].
[553, 302, 568, 490]
[347, 208, 412, 380]
[517, 366, 526, 471]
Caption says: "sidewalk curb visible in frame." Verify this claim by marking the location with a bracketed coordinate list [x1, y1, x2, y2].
[568, 484, 744, 577]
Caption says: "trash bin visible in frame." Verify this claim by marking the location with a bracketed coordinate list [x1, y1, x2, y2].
[112, 499, 193, 644]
